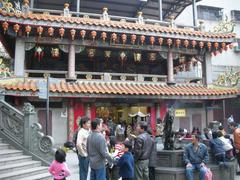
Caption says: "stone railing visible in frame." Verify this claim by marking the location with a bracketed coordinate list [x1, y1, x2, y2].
[0, 97, 55, 165]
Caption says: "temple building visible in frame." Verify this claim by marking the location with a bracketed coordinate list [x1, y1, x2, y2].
[0, 0, 238, 145]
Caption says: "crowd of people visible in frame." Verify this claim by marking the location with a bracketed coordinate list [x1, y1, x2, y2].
[47, 116, 240, 180]
[49, 116, 157, 180]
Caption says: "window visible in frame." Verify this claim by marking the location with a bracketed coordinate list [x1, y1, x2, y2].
[197, 5, 223, 21]
[231, 10, 240, 21]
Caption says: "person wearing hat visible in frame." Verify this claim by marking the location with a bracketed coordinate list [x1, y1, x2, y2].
[116, 140, 134, 180]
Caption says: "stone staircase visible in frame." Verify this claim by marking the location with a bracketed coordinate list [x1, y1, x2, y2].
[0, 137, 52, 180]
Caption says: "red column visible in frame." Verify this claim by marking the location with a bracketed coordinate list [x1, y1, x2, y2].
[91, 104, 96, 120]
[74, 102, 85, 130]
[150, 106, 156, 136]
[67, 99, 75, 141]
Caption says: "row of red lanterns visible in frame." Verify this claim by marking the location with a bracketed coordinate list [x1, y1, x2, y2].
[1, 22, 232, 50]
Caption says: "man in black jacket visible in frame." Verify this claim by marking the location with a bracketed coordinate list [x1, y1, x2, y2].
[133, 121, 153, 180]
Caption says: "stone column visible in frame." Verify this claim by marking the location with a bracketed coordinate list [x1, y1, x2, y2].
[68, 44, 76, 80]
[23, 103, 37, 150]
[67, 99, 75, 140]
[202, 52, 212, 85]
[14, 38, 25, 77]
[167, 49, 174, 84]
[192, 0, 197, 26]
[158, 0, 163, 21]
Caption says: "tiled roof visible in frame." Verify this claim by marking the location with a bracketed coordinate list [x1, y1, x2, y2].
[0, 10, 235, 40]
[1, 80, 238, 98]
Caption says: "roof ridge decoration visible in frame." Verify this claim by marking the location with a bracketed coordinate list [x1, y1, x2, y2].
[0, 5, 236, 39]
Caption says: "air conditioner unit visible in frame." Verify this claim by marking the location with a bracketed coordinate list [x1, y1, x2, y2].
[140, 0, 148, 2]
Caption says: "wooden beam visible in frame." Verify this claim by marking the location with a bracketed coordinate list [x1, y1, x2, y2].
[23, 37, 198, 55]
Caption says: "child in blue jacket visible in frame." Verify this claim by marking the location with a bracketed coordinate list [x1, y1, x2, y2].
[117, 140, 134, 180]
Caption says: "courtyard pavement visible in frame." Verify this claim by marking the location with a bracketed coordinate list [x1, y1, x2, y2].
[65, 151, 240, 180]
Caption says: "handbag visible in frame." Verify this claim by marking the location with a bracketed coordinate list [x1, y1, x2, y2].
[204, 167, 213, 180]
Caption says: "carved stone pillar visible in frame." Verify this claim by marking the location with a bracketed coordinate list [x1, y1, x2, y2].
[202, 52, 212, 85]
[67, 99, 75, 140]
[68, 44, 76, 80]
[14, 38, 25, 77]
[23, 103, 37, 150]
[167, 49, 174, 84]
[150, 105, 156, 135]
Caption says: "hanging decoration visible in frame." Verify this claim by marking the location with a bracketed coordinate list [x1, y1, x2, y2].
[149, 36, 155, 46]
[104, 50, 111, 60]
[2, 22, 9, 34]
[140, 35, 145, 45]
[80, 30, 86, 39]
[131, 34, 137, 45]
[87, 48, 96, 58]
[175, 39, 181, 48]
[148, 53, 157, 61]
[183, 40, 189, 48]
[221, 42, 227, 51]
[119, 51, 127, 66]
[25, 25, 31, 37]
[34, 46, 44, 61]
[207, 42, 212, 51]
[101, 32, 107, 42]
[191, 40, 197, 48]
[199, 41, 204, 50]
[133, 52, 142, 63]
[121, 34, 127, 44]
[13, 24, 20, 35]
[51, 48, 60, 58]
[48, 27, 54, 36]
[37, 26, 43, 37]
[167, 38, 172, 47]
[59, 27, 65, 38]
[70, 29, 76, 40]
[111, 33, 117, 44]
[91, 31, 97, 41]
[158, 37, 163, 46]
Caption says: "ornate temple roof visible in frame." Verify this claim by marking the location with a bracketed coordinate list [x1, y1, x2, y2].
[0, 9, 235, 42]
[0, 79, 238, 99]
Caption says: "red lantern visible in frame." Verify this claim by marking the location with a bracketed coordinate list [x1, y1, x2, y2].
[191, 40, 197, 48]
[150, 36, 155, 45]
[131, 34, 137, 45]
[2, 22, 8, 34]
[183, 40, 189, 48]
[207, 42, 212, 50]
[199, 41, 204, 49]
[59, 27, 65, 38]
[80, 30, 86, 39]
[175, 39, 181, 48]
[48, 27, 54, 36]
[158, 37, 163, 46]
[111, 33, 117, 44]
[37, 26, 43, 36]
[101, 32, 107, 42]
[140, 35, 145, 45]
[70, 29, 76, 40]
[25, 25, 31, 37]
[34, 46, 44, 61]
[167, 38, 172, 47]
[121, 34, 127, 44]
[91, 31, 97, 40]
[221, 42, 227, 51]
[13, 24, 20, 35]
[214, 42, 219, 50]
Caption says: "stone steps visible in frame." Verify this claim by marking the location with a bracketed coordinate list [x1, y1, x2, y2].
[0, 138, 52, 180]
